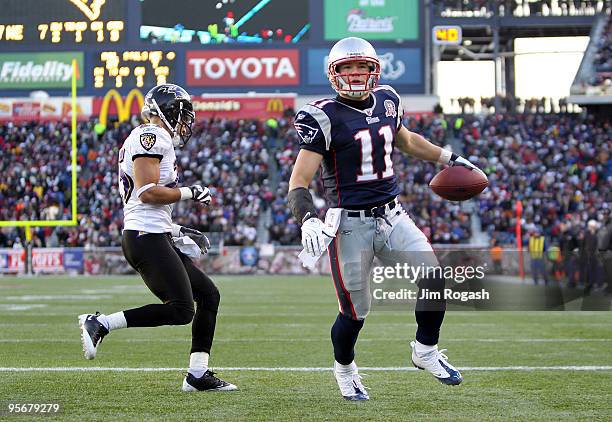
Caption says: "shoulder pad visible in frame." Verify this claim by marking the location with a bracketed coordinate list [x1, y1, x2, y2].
[374, 84, 401, 101]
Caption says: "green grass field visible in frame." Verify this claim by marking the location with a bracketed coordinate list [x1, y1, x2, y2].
[1, 275, 611, 421]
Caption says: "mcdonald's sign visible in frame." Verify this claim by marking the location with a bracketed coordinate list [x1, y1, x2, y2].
[98, 89, 144, 126]
[266, 98, 284, 113]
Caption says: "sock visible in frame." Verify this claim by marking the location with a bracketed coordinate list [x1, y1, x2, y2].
[414, 340, 437, 356]
[334, 360, 357, 375]
[331, 313, 364, 365]
[188, 352, 209, 378]
[98, 312, 127, 332]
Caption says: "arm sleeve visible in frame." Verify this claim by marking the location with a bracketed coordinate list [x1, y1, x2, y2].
[131, 127, 173, 161]
[294, 108, 329, 155]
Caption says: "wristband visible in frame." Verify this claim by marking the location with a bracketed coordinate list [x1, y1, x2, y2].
[437, 149, 452, 165]
[136, 183, 156, 198]
[288, 187, 317, 225]
[179, 187, 193, 200]
[171, 224, 182, 237]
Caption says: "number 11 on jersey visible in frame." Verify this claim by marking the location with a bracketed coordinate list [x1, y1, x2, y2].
[355, 124, 394, 182]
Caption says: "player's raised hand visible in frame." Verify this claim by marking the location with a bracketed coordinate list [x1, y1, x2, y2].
[301, 217, 335, 257]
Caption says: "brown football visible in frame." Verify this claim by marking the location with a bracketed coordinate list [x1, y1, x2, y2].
[429, 166, 488, 201]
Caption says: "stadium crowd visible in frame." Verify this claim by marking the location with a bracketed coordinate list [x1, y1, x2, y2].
[588, 13, 612, 91]
[457, 112, 611, 246]
[0, 110, 610, 256]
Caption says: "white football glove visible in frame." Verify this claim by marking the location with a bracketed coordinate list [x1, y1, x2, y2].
[188, 185, 212, 205]
[449, 155, 487, 178]
[301, 217, 335, 257]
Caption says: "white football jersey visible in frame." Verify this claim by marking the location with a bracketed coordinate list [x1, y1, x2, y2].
[118, 124, 179, 233]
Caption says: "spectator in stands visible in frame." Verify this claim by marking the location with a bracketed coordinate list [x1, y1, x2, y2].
[528, 228, 549, 285]
[490, 239, 504, 274]
[579, 219, 604, 292]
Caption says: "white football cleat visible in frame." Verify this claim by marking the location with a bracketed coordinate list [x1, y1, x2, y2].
[411, 341, 463, 385]
[333, 362, 369, 401]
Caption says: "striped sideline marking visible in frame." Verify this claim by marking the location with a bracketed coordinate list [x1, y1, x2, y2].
[1, 366, 611, 372]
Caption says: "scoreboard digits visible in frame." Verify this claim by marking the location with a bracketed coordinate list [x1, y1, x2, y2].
[0, 0, 126, 45]
[93, 51, 177, 89]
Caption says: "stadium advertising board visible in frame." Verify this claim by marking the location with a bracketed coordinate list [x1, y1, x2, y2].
[186, 50, 300, 86]
[324, 0, 419, 41]
[32, 248, 64, 273]
[92, 89, 295, 121]
[0, 52, 84, 89]
[0, 249, 25, 274]
[0, 97, 92, 121]
[191, 94, 295, 119]
[93, 89, 145, 125]
[307, 47, 422, 86]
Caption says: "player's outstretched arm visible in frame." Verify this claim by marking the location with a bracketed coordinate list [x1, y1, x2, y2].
[395, 125, 445, 162]
[134, 157, 211, 205]
[396, 125, 485, 175]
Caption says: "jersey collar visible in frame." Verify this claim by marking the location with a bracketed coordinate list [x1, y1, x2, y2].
[334, 93, 377, 116]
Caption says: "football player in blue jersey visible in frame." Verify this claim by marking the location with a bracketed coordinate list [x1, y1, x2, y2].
[288, 37, 485, 400]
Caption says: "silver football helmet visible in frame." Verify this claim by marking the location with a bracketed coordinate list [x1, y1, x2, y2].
[327, 37, 381, 98]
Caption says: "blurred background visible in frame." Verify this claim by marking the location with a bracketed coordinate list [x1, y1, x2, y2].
[0, 0, 610, 287]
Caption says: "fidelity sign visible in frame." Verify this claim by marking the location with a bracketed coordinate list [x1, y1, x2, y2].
[0, 52, 84, 89]
[186, 50, 299, 86]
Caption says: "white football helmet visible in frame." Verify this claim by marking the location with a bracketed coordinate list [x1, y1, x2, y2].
[327, 37, 381, 98]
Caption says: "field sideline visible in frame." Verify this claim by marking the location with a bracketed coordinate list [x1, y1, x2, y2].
[1, 275, 611, 421]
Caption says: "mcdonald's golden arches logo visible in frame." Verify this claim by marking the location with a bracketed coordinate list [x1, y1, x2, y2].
[266, 98, 284, 113]
[99, 89, 144, 126]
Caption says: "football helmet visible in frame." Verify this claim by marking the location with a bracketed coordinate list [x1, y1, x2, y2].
[141, 84, 195, 147]
[327, 37, 381, 98]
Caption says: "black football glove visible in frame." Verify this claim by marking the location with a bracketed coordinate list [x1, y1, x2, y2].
[180, 226, 211, 254]
[188, 185, 212, 205]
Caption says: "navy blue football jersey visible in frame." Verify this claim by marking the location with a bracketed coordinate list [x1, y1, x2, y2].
[294, 85, 404, 208]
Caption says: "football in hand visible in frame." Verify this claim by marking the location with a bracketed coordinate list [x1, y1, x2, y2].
[429, 166, 488, 201]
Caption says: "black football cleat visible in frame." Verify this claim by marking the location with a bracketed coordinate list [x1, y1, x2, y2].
[182, 370, 238, 392]
[78, 312, 108, 360]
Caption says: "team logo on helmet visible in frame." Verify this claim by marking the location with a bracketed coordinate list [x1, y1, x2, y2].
[140, 133, 157, 150]
[295, 122, 319, 144]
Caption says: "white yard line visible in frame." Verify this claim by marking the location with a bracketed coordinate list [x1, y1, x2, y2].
[0, 338, 611, 343]
[0, 366, 611, 372]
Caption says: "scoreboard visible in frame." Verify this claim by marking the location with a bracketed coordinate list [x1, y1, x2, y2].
[0, 0, 427, 95]
[0, 0, 127, 45]
[93, 50, 176, 89]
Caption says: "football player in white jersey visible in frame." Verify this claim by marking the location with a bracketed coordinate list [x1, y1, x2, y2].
[78, 84, 236, 392]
